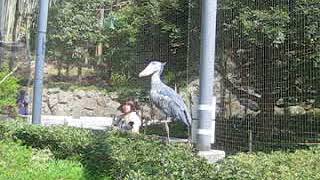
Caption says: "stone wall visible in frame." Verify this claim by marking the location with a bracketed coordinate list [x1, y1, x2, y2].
[27, 88, 121, 117]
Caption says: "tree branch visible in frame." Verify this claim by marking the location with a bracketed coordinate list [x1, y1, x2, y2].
[0, 66, 18, 85]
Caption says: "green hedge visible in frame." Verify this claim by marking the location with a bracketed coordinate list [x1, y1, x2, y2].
[0, 140, 85, 180]
[105, 132, 215, 179]
[0, 120, 214, 179]
[214, 147, 320, 179]
[0, 120, 96, 159]
[1, 120, 319, 179]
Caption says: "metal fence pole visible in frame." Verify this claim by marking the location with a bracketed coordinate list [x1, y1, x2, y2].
[32, 0, 49, 124]
[197, 0, 218, 151]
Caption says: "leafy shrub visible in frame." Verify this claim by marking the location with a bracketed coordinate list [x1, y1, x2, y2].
[213, 147, 320, 179]
[0, 121, 214, 179]
[110, 72, 130, 87]
[0, 121, 95, 159]
[0, 67, 20, 113]
[2, 120, 319, 180]
[0, 140, 85, 179]
[105, 132, 215, 180]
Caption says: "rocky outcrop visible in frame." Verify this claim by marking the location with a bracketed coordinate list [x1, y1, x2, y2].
[184, 73, 318, 118]
[27, 88, 121, 117]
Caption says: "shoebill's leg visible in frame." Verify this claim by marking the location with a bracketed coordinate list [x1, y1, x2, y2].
[186, 126, 192, 146]
[187, 126, 191, 141]
[164, 117, 170, 143]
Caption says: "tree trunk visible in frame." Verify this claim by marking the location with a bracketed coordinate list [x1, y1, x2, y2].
[65, 66, 70, 77]
[26, 15, 33, 89]
[77, 66, 82, 82]
[10, 0, 20, 70]
[57, 62, 62, 77]
[96, 6, 104, 65]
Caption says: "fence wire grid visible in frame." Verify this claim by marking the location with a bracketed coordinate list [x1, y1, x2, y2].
[1, 0, 319, 153]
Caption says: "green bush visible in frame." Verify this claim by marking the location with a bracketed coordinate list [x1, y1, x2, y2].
[105, 132, 215, 180]
[0, 140, 85, 180]
[0, 121, 95, 159]
[110, 72, 130, 87]
[0, 67, 20, 113]
[213, 147, 320, 179]
[2, 120, 319, 180]
[0, 121, 214, 179]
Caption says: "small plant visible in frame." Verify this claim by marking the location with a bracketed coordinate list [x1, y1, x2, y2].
[110, 72, 130, 87]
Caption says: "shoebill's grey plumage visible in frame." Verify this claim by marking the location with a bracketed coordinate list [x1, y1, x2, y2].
[139, 61, 192, 141]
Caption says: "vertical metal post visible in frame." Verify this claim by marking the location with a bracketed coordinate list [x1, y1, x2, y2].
[197, 0, 218, 151]
[32, 0, 49, 124]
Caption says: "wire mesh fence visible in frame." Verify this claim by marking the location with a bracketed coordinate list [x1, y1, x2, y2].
[0, 0, 319, 153]
[213, 1, 320, 153]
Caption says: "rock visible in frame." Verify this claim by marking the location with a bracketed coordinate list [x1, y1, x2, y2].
[274, 106, 285, 115]
[58, 91, 71, 104]
[96, 95, 109, 107]
[85, 91, 96, 98]
[314, 108, 320, 117]
[276, 98, 285, 106]
[54, 105, 71, 116]
[186, 73, 225, 118]
[109, 92, 119, 99]
[288, 106, 306, 116]
[83, 97, 97, 111]
[48, 94, 59, 110]
[47, 88, 60, 95]
[83, 109, 94, 116]
[42, 103, 50, 114]
[74, 90, 86, 99]
[27, 88, 122, 117]
[306, 108, 320, 117]
[84, 107, 94, 111]
[71, 104, 82, 117]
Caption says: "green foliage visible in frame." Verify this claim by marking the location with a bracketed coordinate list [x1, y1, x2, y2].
[110, 72, 130, 87]
[0, 121, 215, 179]
[0, 140, 85, 180]
[104, 132, 216, 180]
[12, 124, 95, 159]
[239, 8, 290, 45]
[1, 120, 320, 179]
[219, 0, 320, 110]
[213, 147, 320, 180]
[0, 120, 95, 158]
[45, 0, 190, 87]
[47, 0, 111, 68]
[0, 67, 20, 113]
[110, 85, 149, 103]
